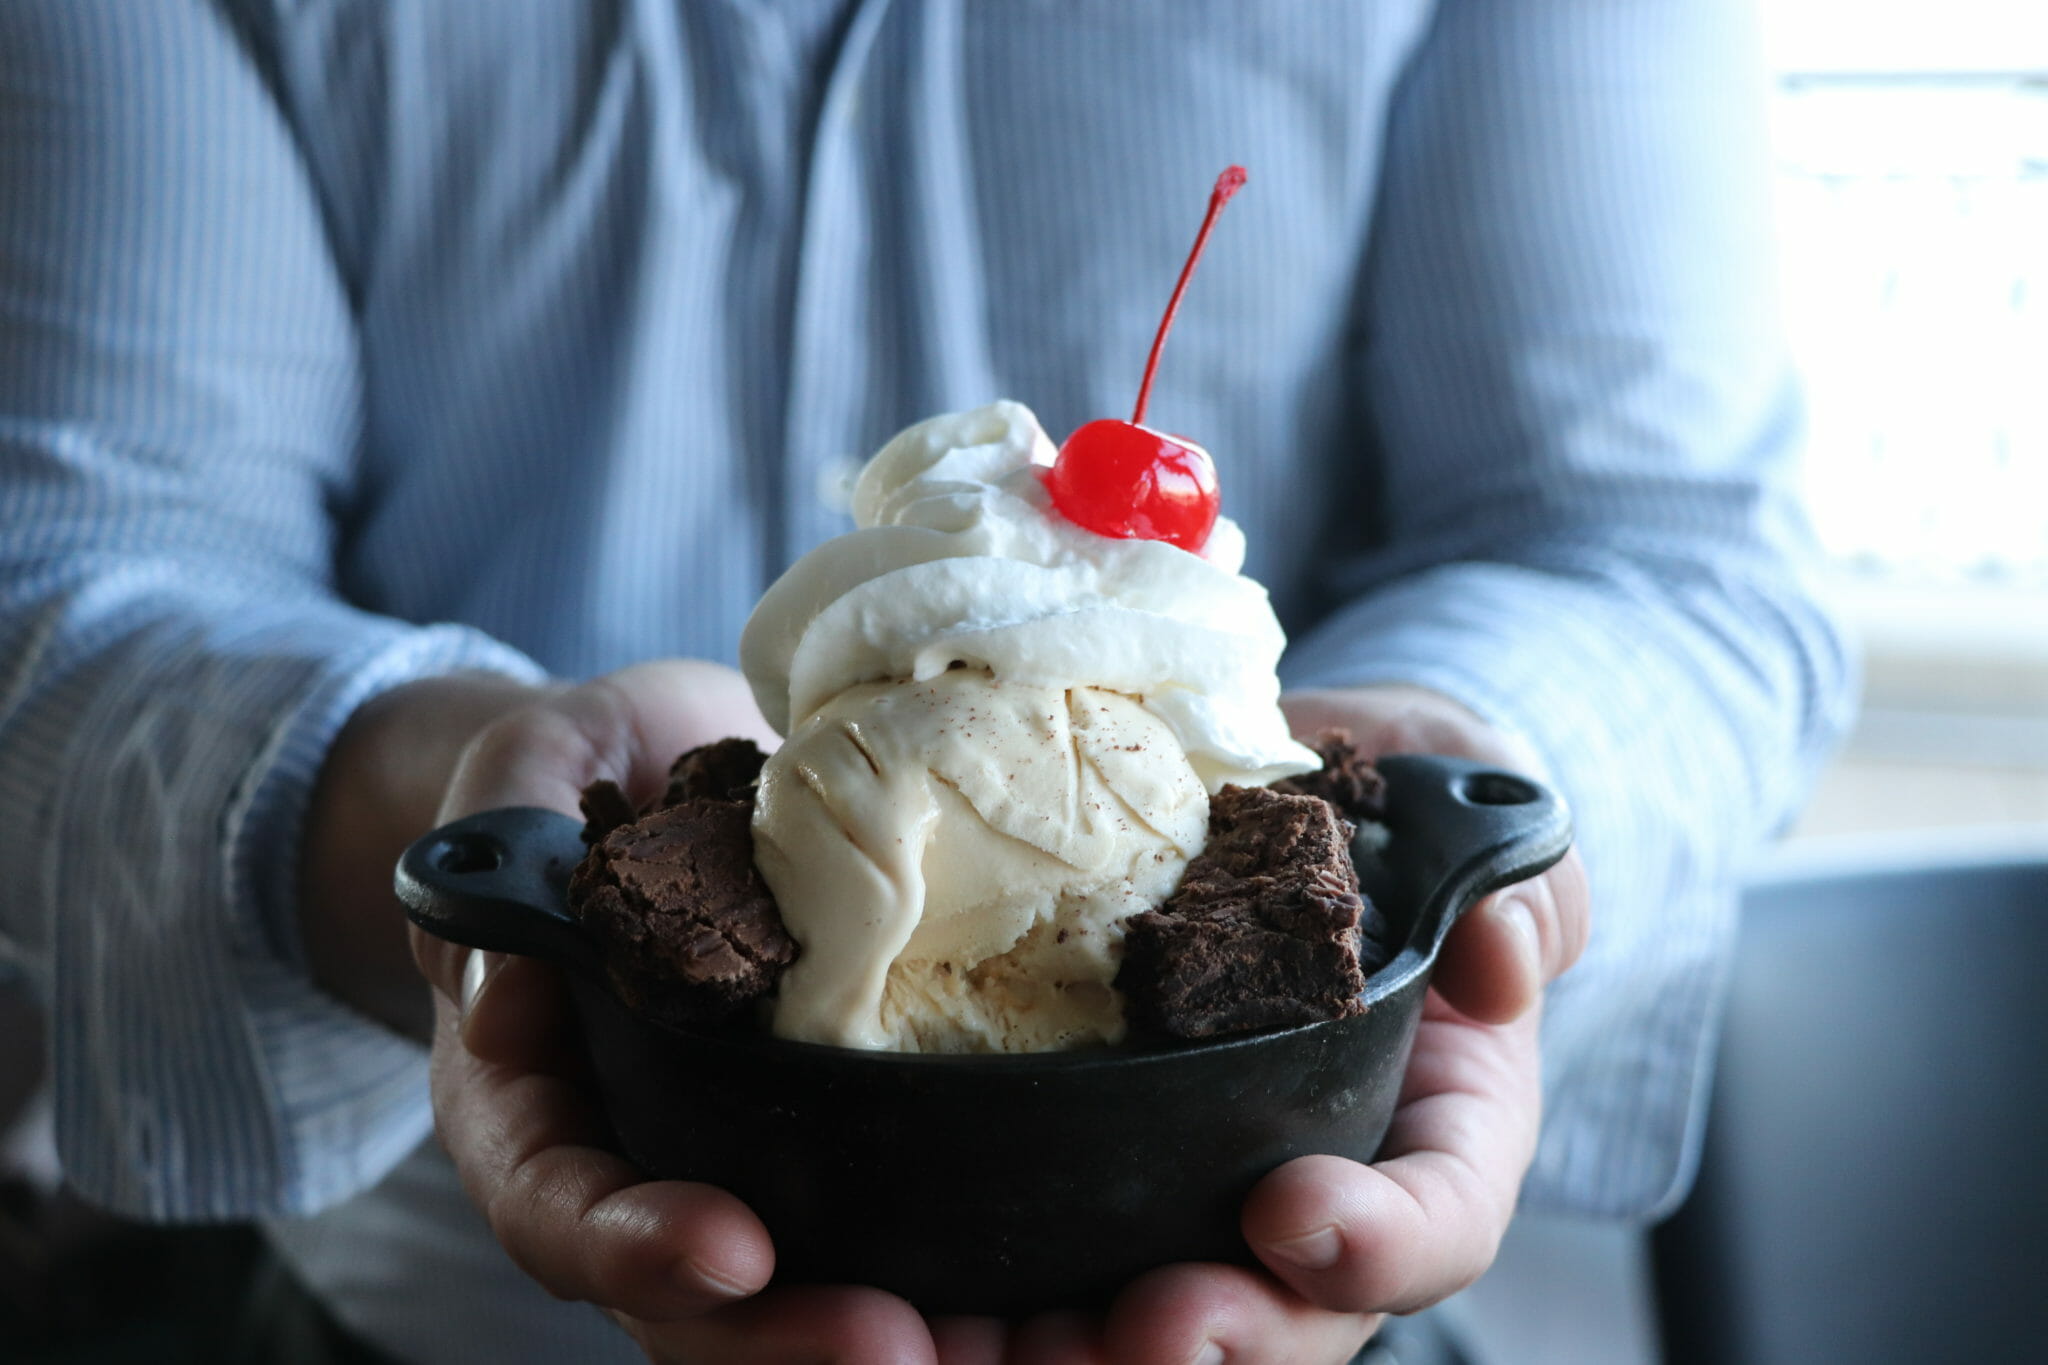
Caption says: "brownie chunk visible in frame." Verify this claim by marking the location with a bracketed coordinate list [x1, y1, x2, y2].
[1273, 729, 1387, 825]
[578, 779, 640, 845]
[1117, 785, 1372, 1039]
[576, 738, 771, 847]
[661, 736, 769, 806]
[568, 796, 796, 1029]
[1273, 731, 1396, 960]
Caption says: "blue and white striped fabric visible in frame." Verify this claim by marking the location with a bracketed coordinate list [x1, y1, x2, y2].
[0, 0, 1850, 1323]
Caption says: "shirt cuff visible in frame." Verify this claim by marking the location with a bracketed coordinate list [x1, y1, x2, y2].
[224, 622, 549, 1217]
[48, 617, 548, 1221]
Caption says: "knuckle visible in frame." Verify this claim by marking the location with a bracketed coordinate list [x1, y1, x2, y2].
[485, 1153, 588, 1298]
[459, 694, 617, 794]
[561, 678, 649, 782]
[1373, 713, 1443, 759]
[484, 1193, 576, 1301]
[1339, 1221, 1421, 1310]
[457, 707, 551, 777]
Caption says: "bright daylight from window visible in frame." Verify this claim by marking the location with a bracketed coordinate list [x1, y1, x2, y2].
[1760, 1, 2048, 836]
[1765, 2, 2047, 586]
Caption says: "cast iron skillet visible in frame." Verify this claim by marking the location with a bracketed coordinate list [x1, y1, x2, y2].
[396, 753, 1571, 1317]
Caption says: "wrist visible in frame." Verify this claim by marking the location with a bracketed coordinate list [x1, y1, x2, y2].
[299, 672, 546, 1038]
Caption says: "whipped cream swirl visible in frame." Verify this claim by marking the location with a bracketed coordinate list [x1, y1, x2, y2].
[740, 401, 1318, 790]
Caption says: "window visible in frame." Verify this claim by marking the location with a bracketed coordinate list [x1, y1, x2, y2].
[1760, 3, 2048, 837]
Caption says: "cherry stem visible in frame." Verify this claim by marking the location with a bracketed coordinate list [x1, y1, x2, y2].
[1131, 165, 1247, 427]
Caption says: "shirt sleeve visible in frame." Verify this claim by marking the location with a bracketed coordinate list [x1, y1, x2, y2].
[0, 2, 546, 1220]
[1282, 0, 1859, 1217]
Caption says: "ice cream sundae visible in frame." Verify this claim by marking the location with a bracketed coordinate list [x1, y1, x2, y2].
[569, 169, 1391, 1053]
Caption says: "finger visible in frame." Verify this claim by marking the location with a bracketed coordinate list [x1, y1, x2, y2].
[428, 966, 774, 1318]
[451, 947, 585, 1074]
[575, 659, 781, 804]
[439, 658, 776, 824]
[1101, 1262, 1378, 1365]
[623, 1285, 937, 1365]
[1244, 1011, 1540, 1315]
[1431, 848, 1589, 1025]
[409, 920, 470, 1016]
[407, 929, 581, 1055]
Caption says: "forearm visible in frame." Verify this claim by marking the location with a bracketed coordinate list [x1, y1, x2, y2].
[1287, 550, 1853, 856]
[0, 0, 578, 1222]
[300, 673, 548, 1042]
[0, 579, 546, 1218]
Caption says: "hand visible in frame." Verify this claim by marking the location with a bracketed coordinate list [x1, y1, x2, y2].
[951, 684, 1587, 1365]
[408, 661, 942, 1363]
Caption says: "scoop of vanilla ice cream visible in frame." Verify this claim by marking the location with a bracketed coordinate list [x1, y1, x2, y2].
[742, 400, 1317, 1052]
[755, 669, 1206, 1051]
[741, 400, 1319, 791]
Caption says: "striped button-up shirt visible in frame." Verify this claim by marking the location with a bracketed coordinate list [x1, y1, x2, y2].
[0, 0, 1852, 1356]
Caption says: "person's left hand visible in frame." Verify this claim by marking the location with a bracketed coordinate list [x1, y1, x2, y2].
[919, 683, 1590, 1364]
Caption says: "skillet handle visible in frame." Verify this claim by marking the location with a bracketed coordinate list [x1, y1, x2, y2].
[1371, 754, 1574, 960]
[393, 807, 603, 977]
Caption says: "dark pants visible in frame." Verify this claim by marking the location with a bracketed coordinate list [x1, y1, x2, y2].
[224, 1248, 403, 1365]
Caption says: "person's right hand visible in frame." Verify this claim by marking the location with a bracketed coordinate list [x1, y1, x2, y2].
[406, 661, 942, 1363]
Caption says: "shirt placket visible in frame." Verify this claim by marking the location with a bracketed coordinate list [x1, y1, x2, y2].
[776, 0, 897, 562]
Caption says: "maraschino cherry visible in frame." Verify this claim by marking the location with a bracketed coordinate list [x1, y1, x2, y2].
[1046, 165, 1245, 554]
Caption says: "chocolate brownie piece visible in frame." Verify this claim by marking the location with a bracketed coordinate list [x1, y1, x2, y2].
[576, 738, 771, 847]
[1117, 785, 1371, 1039]
[1273, 729, 1387, 825]
[568, 796, 796, 1029]
[1274, 731, 1397, 960]
[578, 779, 640, 845]
[660, 736, 769, 806]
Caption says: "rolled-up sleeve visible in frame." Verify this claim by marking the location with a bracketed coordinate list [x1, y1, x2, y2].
[1284, 0, 1858, 1216]
[0, 2, 543, 1219]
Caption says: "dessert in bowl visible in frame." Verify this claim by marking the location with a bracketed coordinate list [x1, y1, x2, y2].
[399, 748, 1567, 1316]
[395, 172, 1572, 1314]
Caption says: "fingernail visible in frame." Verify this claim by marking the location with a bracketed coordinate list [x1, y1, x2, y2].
[1490, 896, 1540, 972]
[1191, 1344, 1226, 1365]
[677, 1253, 755, 1300]
[1264, 1223, 1343, 1270]
[459, 951, 504, 1016]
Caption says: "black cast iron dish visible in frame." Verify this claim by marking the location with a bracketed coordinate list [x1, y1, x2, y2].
[396, 753, 1571, 1317]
